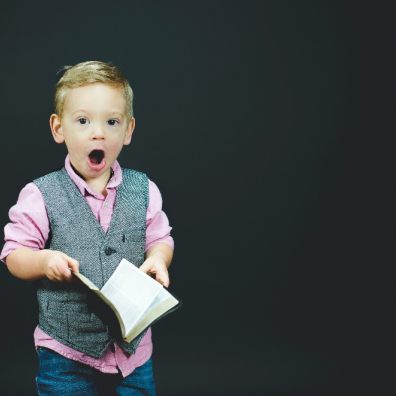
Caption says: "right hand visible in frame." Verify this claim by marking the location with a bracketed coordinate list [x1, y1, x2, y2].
[40, 250, 79, 282]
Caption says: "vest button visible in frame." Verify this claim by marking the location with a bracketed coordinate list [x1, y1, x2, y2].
[105, 247, 115, 256]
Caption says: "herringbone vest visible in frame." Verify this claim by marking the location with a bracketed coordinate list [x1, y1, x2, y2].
[34, 167, 148, 357]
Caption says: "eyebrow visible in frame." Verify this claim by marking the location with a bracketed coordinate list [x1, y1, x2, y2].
[71, 110, 88, 116]
[70, 110, 125, 117]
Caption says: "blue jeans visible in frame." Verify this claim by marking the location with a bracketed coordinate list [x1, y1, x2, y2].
[35, 347, 156, 396]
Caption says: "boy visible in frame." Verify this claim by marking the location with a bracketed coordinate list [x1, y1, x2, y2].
[1, 61, 173, 395]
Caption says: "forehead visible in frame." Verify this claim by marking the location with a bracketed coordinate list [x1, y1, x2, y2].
[63, 83, 126, 113]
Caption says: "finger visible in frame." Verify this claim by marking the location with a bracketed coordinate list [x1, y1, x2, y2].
[49, 258, 67, 280]
[156, 267, 170, 287]
[52, 256, 72, 281]
[61, 253, 79, 273]
[59, 263, 73, 281]
[67, 258, 79, 273]
[50, 267, 68, 282]
[61, 268, 72, 280]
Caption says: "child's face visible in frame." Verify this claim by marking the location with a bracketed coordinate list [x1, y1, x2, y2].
[50, 83, 134, 183]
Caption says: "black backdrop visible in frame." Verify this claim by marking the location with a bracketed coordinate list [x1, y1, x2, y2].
[0, 1, 394, 395]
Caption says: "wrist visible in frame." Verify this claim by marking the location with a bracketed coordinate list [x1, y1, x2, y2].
[150, 252, 169, 268]
[36, 249, 50, 275]
[146, 243, 173, 268]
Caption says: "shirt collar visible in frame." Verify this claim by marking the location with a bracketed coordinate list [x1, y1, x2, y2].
[64, 155, 123, 198]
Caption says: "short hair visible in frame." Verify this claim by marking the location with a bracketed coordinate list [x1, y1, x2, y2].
[54, 61, 134, 118]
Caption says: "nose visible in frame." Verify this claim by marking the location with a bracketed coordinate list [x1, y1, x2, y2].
[92, 124, 105, 140]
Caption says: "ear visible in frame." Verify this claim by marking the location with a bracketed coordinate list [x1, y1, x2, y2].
[123, 117, 135, 146]
[49, 114, 65, 144]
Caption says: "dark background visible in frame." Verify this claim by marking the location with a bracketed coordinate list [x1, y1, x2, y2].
[0, 1, 394, 395]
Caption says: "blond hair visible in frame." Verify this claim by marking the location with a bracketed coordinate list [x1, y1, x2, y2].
[54, 61, 134, 118]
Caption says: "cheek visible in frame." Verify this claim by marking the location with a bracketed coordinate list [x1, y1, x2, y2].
[108, 142, 125, 157]
[107, 135, 127, 151]
[64, 137, 85, 156]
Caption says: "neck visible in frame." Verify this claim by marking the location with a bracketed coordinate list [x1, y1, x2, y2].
[86, 176, 110, 196]
[70, 163, 112, 196]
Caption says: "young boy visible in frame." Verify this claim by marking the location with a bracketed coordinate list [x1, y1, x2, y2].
[1, 61, 174, 395]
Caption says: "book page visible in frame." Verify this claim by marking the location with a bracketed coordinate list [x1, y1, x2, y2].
[125, 287, 179, 342]
[73, 271, 99, 291]
[100, 259, 163, 336]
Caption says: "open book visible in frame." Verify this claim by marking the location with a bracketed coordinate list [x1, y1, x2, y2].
[73, 258, 180, 343]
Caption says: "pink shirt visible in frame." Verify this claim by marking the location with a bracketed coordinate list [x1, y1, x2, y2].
[1, 156, 174, 377]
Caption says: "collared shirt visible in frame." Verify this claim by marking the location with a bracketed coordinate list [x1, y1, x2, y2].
[1, 156, 174, 377]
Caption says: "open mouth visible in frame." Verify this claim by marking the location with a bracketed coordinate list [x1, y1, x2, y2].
[88, 149, 105, 165]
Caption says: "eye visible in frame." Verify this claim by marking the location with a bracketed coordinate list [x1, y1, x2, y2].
[107, 119, 119, 126]
[78, 117, 89, 125]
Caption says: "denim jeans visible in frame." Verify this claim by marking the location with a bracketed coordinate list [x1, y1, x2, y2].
[35, 347, 156, 396]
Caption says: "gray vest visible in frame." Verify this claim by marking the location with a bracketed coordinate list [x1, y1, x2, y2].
[34, 167, 148, 358]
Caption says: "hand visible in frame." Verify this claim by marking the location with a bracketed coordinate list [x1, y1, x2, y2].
[40, 250, 79, 282]
[139, 256, 170, 287]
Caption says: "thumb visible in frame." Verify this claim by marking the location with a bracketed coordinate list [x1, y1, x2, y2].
[61, 253, 79, 273]
[139, 260, 152, 274]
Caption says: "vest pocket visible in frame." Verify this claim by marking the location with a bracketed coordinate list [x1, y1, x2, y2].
[119, 231, 145, 263]
[70, 312, 109, 345]
[42, 300, 70, 341]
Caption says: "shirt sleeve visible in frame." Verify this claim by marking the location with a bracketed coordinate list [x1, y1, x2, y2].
[145, 180, 174, 252]
[1, 182, 50, 262]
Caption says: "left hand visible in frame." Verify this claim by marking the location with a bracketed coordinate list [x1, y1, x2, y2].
[139, 256, 170, 287]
